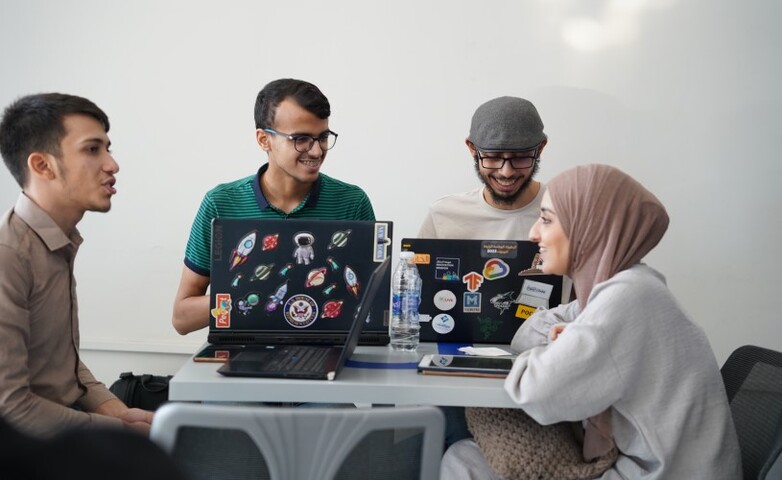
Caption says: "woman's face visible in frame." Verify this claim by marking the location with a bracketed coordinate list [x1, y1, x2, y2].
[529, 190, 570, 276]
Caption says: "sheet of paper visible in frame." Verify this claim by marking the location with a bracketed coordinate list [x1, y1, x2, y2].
[458, 346, 513, 357]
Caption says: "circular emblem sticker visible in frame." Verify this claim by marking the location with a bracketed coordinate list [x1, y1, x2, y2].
[433, 289, 457, 311]
[432, 313, 455, 334]
[284, 294, 318, 328]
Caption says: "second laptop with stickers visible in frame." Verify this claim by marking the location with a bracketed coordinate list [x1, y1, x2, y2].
[402, 238, 564, 344]
[195, 218, 393, 362]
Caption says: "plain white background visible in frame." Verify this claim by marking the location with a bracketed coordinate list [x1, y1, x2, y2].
[1, 0, 780, 385]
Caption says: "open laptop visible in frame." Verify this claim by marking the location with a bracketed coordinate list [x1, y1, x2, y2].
[402, 238, 563, 344]
[217, 257, 390, 380]
[196, 218, 393, 362]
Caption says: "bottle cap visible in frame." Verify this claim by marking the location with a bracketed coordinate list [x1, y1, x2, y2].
[399, 251, 415, 260]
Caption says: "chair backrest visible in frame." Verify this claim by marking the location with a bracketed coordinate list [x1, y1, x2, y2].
[721, 344, 782, 480]
[150, 403, 445, 480]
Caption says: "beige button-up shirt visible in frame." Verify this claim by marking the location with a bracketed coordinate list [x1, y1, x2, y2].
[0, 193, 120, 437]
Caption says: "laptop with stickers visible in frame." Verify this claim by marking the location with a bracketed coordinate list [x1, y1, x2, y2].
[196, 218, 393, 362]
[401, 238, 563, 344]
[217, 257, 391, 380]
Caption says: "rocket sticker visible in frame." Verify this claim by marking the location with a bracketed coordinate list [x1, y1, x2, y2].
[343, 265, 360, 298]
[229, 230, 257, 270]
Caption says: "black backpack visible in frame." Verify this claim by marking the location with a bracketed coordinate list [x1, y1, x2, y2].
[109, 372, 172, 411]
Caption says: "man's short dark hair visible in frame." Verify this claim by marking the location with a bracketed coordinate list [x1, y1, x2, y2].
[254, 79, 330, 130]
[0, 93, 110, 187]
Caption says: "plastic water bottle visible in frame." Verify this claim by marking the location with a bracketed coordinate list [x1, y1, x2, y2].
[390, 251, 422, 351]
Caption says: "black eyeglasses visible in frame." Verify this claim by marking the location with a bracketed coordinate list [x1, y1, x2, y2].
[263, 128, 338, 153]
[476, 150, 538, 170]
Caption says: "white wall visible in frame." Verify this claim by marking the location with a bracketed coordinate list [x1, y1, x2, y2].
[1, 0, 780, 386]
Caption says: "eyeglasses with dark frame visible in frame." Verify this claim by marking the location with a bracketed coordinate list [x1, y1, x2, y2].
[263, 128, 339, 153]
[476, 149, 539, 170]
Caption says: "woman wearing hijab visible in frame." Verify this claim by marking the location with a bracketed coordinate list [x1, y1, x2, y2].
[444, 165, 741, 479]
[511, 164, 742, 478]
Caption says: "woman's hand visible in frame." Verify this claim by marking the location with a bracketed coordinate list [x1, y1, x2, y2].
[549, 323, 567, 342]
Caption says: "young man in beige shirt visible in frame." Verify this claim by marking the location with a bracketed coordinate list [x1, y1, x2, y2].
[0, 93, 153, 437]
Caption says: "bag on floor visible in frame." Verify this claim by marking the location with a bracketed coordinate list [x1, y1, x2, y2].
[109, 372, 172, 411]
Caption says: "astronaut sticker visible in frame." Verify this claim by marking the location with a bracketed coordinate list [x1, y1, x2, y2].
[293, 232, 315, 265]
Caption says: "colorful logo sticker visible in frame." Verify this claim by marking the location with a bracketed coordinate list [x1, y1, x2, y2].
[479, 240, 518, 259]
[284, 294, 318, 328]
[293, 232, 315, 265]
[211, 293, 232, 328]
[489, 291, 515, 315]
[463, 292, 482, 313]
[414, 253, 431, 265]
[483, 258, 510, 280]
[229, 230, 257, 270]
[433, 290, 457, 311]
[477, 316, 502, 340]
[231, 273, 243, 288]
[462, 271, 484, 292]
[432, 313, 455, 334]
[435, 257, 460, 282]
[515, 304, 537, 320]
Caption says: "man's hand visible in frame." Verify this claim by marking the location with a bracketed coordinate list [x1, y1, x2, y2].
[95, 399, 154, 435]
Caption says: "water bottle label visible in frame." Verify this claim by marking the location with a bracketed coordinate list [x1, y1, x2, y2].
[392, 293, 402, 316]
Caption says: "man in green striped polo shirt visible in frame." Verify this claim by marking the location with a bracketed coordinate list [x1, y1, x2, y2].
[172, 79, 375, 335]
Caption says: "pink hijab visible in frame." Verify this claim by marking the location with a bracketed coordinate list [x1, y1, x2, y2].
[547, 164, 669, 460]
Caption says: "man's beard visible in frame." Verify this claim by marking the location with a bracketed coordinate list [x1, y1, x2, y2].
[474, 160, 539, 207]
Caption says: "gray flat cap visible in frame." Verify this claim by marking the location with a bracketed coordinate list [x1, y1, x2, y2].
[468, 96, 545, 151]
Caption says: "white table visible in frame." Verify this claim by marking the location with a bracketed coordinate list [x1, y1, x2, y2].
[170, 343, 520, 408]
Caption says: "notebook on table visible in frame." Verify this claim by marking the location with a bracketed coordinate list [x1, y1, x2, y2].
[217, 257, 390, 380]
[195, 218, 393, 363]
[402, 238, 563, 344]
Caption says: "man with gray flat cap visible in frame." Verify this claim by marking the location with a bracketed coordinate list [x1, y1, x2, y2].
[418, 96, 547, 239]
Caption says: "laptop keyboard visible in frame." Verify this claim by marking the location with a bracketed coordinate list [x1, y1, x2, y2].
[268, 346, 332, 373]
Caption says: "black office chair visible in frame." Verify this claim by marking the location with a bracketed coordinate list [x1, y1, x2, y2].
[721, 345, 782, 480]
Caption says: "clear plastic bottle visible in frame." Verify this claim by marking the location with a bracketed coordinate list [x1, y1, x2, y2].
[389, 251, 422, 351]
